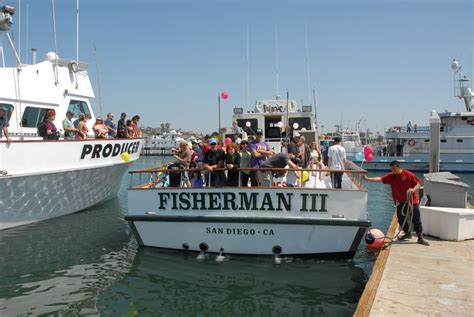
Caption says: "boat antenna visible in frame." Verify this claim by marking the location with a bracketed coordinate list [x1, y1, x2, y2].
[93, 43, 104, 118]
[51, 0, 59, 84]
[275, 27, 280, 98]
[312, 88, 319, 134]
[246, 24, 249, 107]
[286, 89, 289, 128]
[0, 34, 5, 67]
[76, 0, 79, 63]
[305, 20, 311, 105]
[17, 0, 22, 61]
[25, 2, 28, 63]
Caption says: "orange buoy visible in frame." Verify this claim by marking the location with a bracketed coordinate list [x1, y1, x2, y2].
[365, 228, 385, 248]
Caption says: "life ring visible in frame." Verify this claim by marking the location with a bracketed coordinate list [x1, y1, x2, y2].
[408, 139, 416, 147]
[470, 120, 474, 126]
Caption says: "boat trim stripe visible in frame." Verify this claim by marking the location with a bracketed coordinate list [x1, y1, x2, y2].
[124, 215, 371, 227]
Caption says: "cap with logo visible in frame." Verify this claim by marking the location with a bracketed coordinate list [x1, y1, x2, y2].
[256, 128, 263, 135]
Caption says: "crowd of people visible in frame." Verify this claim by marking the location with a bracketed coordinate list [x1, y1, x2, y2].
[168, 128, 347, 189]
[36, 110, 142, 140]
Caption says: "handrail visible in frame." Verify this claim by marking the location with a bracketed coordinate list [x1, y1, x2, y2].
[129, 166, 368, 174]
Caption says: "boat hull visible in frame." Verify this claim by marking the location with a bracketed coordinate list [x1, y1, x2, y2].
[0, 138, 144, 230]
[0, 163, 129, 230]
[126, 187, 371, 258]
[126, 215, 369, 258]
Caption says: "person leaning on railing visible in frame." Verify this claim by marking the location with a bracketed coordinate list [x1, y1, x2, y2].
[259, 152, 298, 187]
[203, 138, 226, 187]
[0, 106, 12, 143]
[326, 136, 346, 189]
[239, 139, 252, 187]
[249, 128, 274, 186]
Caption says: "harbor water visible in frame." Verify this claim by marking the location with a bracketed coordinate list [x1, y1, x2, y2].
[1, 157, 472, 316]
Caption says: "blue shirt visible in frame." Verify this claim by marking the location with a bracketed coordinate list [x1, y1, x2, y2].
[249, 140, 271, 167]
[191, 177, 203, 188]
[105, 119, 117, 138]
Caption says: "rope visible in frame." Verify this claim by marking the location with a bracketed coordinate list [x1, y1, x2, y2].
[370, 190, 415, 249]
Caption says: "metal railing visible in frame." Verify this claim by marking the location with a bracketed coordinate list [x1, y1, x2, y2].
[129, 163, 368, 191]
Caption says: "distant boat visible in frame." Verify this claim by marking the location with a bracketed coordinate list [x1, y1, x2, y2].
[0, 4, 143, 230]
[354, 59, 474, 172]
[142, 130, 184, 156]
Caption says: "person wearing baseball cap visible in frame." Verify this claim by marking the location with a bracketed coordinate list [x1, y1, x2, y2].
[204, 137, 226, 187]
[62, 111, 77, 140]
[0, 106, 11, 142]
[249, 127, 274, 186]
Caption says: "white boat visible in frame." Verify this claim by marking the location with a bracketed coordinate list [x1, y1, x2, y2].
[0, 5, 143, 230]
[354, 60, 474, 172]
[142, 130, 184, 155]
[125, 164, 370, 258]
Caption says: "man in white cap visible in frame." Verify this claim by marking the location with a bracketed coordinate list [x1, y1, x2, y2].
[0, 107, 11, 142]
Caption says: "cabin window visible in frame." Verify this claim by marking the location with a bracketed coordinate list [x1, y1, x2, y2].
[457, 139, 463, 143]
[461, 116, 467, 120]
[67, 100, 91, 118]
[0, 103, 14, 121]
[20, 107, 49, 128]
[424, 139, 430, 143]
[289, 117, 311, 130]
[440, 139, 447, 143]
[236, 119, 258, 135]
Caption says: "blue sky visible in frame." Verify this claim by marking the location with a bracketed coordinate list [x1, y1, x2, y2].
[2, 0, 472, 134]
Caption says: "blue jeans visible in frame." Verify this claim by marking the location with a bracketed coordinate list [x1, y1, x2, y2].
[331, 172, 343, 189]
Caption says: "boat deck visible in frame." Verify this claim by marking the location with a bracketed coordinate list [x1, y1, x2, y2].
[355, 217, 474, 316]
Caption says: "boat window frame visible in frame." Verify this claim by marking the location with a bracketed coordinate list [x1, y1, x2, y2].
[0, 103, 14, 121]
[289, 117, 312, 131]
[67, 99, 91, 118]
[20, 106, 49, 128]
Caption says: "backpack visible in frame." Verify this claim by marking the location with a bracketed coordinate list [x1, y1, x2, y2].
[37, 121, 47, 137]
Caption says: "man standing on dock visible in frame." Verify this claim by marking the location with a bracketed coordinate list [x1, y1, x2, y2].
[364, 161, 430, 246]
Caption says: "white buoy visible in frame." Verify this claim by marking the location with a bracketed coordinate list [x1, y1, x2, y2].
[274, 254, 282, 265]
[215, 249, 225, 262]
[196, 251, 206, 262]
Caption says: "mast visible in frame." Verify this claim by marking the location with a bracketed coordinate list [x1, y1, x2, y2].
[76, 0, 79, 63]
[246, 24, 249, 107]
[305, 20, 311, 105]
[25, 2, 28, 63]
[93, 44, 104, 118]
[275, 27, 279, 98]
[51, 0, 59, 84]
[17, 0, 20, 62]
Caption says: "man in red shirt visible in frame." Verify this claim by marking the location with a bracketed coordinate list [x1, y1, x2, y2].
[364, 161, 429, 246]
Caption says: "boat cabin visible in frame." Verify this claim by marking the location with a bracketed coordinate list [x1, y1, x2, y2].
[232, 99, 318, 150]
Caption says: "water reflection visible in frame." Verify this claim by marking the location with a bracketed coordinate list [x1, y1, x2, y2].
[97, 248, 367, 316]
[0, 198, 134, 316]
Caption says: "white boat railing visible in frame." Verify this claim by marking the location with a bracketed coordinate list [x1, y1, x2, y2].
[128, 162, 368, 191]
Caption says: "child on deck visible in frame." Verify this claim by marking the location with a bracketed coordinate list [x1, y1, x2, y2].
[191, 171, 204, 188]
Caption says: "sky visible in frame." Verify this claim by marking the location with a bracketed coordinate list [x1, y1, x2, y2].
[1, 0, 473, 134]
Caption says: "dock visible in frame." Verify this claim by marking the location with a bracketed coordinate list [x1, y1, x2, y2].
[355, 215, 474, 316]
